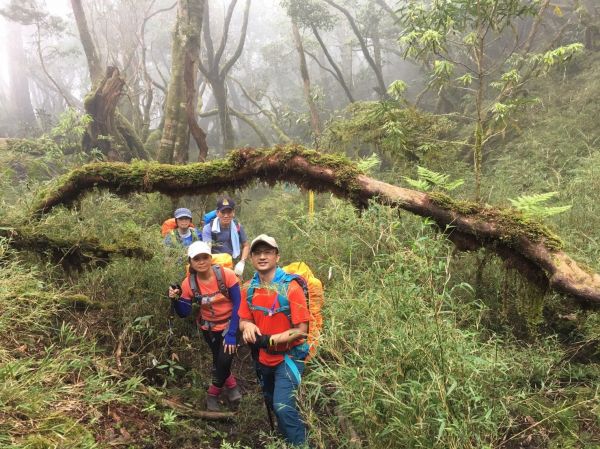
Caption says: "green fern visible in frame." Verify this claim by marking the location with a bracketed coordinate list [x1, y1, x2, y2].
[356, 154, 381, 174]
[405, 178, 431, 191]
[508, 192, 572, 219]
[404, 166, 464, 192]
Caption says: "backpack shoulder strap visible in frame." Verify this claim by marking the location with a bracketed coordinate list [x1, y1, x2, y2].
[247, 273, 306, 318]
[189, 273, 201, 300]
[246, 273, 259, 307]
[212, 265, 229, 299]
[275, 274, 308, 315]
[189, 268, 229, 301]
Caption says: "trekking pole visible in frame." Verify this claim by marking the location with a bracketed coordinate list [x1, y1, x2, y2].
[166, 284, 181, 344]
[166, 301, 175, 351]
[251, 343, 275, 431]
[264, 396, 275, 432]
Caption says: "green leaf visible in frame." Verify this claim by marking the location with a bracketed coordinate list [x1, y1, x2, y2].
[509, 192, 572, 219]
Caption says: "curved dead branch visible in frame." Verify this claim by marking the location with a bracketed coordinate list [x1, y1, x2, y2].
[30, 145, 600, 306]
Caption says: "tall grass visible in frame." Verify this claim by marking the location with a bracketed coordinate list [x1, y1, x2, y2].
[253, 200, 600, 449]
[0, 242, 150, 448]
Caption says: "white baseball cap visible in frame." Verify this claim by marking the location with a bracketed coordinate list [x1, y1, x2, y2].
[188, 241, 212, 258]
[250, 234, 279, 252]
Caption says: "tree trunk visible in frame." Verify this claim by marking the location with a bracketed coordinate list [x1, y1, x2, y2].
[198, 0, 251, 152]
[323, 0, 387, 98]
[311, 25, 354, 103]
[70, 0, 103, 84]
[6, 21, 37, 132]
[474, 31, 486, 202]
[0, 227, 152, 271]
[82, 67, 129, 161]
[158, 0, 207, 164]
[212, 80, 235, 151]
[291, 20, 321, 138]
[72, 1, 147, 161]
[26, 146, 600, 307]
[372, 24, 383, 80]
[158, 17, 187, 164]
[185, 53, 209, 162]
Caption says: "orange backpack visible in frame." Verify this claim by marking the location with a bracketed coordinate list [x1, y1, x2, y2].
[282, 262, 324, 362]
[161, 217, 196, 237]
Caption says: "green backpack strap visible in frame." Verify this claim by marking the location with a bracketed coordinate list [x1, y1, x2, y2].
[169, 229, 180, 244]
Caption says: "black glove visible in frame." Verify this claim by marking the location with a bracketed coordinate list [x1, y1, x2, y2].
[255, 334, 271, 349]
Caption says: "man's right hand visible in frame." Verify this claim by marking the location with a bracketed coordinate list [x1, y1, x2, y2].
[241, 322, 261, 344]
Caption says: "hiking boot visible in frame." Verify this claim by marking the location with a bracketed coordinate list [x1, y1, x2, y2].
[226, 384, 242, 406]
[206, 394, 221, 412]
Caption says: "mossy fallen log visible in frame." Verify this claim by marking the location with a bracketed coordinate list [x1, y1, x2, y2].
[0, 227, 152, 269]
[29, 144, 600, 306]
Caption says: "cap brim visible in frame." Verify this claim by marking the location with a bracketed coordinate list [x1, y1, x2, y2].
[250, 240, 278, 251]
[190, 250, 211, 257]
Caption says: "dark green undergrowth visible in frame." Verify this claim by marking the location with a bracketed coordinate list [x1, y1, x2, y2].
[266, 200, 599, 449]
[0, 243, 164, 448]
[0, 185, 599, 448]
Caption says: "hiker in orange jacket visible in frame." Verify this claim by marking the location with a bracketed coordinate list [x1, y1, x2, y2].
[168, 241, 242, 411]
[239, 234, 310, 446]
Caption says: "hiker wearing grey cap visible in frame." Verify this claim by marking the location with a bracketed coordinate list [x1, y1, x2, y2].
[164, 208, 201, 248]
[201, 197, 249, 277]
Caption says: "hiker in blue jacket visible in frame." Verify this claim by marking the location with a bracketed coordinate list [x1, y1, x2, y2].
[164, 208, 201, 248]
[202, 197, 249, 277]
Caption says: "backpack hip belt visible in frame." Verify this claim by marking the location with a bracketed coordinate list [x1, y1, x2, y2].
[200, 317, 231, 331]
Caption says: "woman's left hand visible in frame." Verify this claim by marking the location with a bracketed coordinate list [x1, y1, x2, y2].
[223, 342, 238, 354]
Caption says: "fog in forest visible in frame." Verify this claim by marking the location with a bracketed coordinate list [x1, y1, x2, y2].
[0, 0, 425, 145]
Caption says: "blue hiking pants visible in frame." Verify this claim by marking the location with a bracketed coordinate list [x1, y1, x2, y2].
[258, 358, 307, 446]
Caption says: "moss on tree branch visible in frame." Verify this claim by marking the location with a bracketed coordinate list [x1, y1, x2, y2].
[0, 227, 152, 269]
[28, 145, 600, 306]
